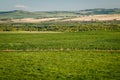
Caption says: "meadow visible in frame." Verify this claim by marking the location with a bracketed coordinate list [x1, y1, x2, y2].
[0, 51, 120, 80]
[0, 31, 119, 51]
[0, 30, 120, 80]
[0, 21, 120, 80]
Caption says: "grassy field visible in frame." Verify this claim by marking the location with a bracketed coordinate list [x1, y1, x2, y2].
[0, 31, 119, 51]
[0, 51, 120, 80]
[0, 30, 120, 80]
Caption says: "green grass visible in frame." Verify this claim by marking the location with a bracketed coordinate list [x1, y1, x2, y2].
[0, 51, 119, 80]
[0, 30, 119, 80]
[0, 31, 119, 51]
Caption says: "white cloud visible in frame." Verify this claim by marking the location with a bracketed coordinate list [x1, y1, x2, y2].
[14, 5, 27, 9]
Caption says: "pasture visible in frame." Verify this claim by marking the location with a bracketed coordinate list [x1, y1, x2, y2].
[0, 30, 120, 80]
[0, 51, 120, 80]
[0, 31, 119, 51]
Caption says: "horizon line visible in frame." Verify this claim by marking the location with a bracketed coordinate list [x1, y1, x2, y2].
[0, 8, 120, 12]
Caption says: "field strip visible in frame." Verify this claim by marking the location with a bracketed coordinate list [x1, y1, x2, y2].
[11, 18, 62, 23]
[0, 49, 120, 52]
[0, 31, 62, 33]
[63, 14, 120, 21]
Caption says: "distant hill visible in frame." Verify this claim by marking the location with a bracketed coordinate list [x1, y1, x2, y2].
[77, 8, 120, 15]
[0, 8, 120, 19]
[0, 10, 78, 19]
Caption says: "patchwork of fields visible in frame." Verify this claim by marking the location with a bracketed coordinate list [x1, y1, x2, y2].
[64, 14, 120, 21]
[0, 6, 120, 80]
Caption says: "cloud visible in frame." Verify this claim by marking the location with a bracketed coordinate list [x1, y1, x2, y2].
[14, 5, 27, 9]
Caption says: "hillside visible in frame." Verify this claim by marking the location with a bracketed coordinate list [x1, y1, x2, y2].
[77, 8, 120, 15]
[0, 10, 78, 19]
[63, 14, 120, 21]
[0, 8, 120, 19]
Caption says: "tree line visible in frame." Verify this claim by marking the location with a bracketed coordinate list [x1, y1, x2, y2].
[0, 21, 120, 32]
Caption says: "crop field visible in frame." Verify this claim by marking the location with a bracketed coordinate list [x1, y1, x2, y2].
[1, 3, 120, 80]
[0, 51, 120, 80]
[0, 31, 120, 51]
[0, 31, 120, 80]
[0, 29, 120, 79]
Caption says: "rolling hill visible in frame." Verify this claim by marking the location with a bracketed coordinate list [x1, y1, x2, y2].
[0, 8, 120, 19]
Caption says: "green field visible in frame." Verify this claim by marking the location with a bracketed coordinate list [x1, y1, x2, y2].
[0, 51, 120, 80]
[0, 31, 119, 51]
[0, 30, 120, 80]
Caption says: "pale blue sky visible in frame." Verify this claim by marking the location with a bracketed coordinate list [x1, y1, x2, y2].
[0, 0, 120, 11]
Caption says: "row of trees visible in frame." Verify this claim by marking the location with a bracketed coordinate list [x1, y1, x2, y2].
[0, 21, 120, 32]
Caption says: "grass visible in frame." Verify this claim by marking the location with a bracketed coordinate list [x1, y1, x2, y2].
[0, 51, 120, 80]
[0, 30, 119, 80]
[0, 31, 119, 51]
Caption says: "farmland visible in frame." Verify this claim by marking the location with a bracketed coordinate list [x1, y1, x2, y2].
[0, 51, 119, 80]
[0, 21, 120, 80]
[0, 31, 120, 51]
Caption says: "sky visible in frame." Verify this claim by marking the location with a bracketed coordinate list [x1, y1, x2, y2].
[0, 0, 120, 11]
